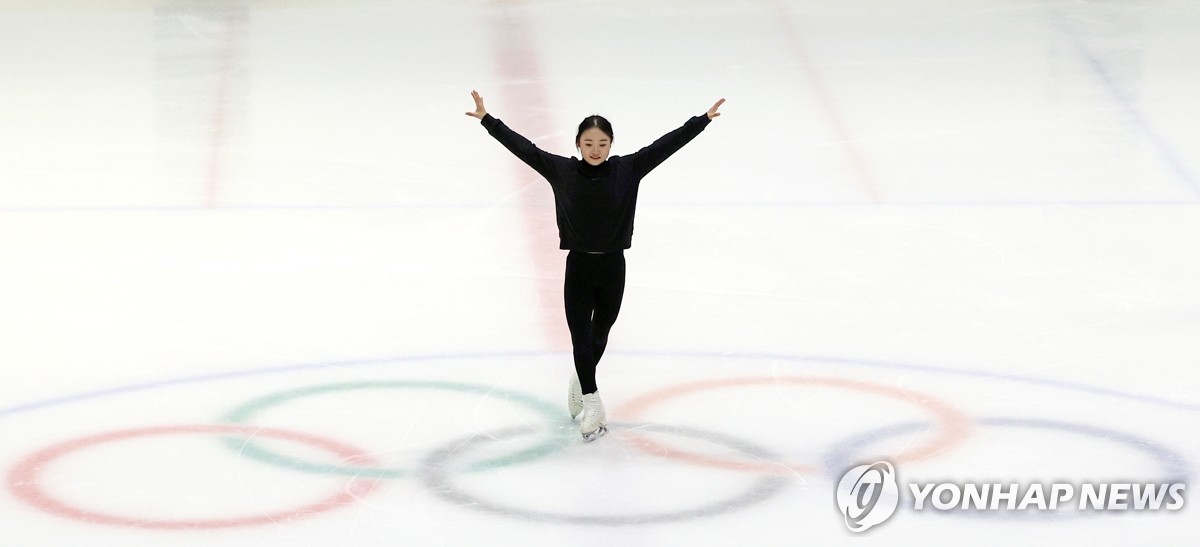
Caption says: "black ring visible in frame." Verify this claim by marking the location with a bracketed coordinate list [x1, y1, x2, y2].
[419, 422, 790, 525]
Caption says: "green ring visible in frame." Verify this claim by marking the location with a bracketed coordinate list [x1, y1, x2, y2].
[218, 380, 570, 478]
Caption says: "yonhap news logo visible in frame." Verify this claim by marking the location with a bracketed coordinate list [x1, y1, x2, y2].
[836, 461, 1188, 533]
[836, 461, 900, 532]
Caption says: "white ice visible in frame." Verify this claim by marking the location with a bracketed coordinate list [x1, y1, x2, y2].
[1, 0, 1198, 545]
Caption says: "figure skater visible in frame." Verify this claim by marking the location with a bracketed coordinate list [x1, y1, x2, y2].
[466, 90, 724, 441]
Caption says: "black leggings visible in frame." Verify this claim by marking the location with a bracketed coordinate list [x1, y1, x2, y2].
[564, 250, 626, 394]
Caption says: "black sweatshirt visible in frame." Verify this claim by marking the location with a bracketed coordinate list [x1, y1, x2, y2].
[481, 113, 711, 252]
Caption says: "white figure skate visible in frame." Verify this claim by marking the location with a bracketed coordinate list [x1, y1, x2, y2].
[579, 392, 608, 442]
[568, 374, 584, 419]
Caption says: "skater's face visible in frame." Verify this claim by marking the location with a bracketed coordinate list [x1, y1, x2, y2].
[577, 127, 611, 166]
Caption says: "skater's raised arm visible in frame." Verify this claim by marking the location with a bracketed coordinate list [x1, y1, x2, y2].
[467, 90, 562, 180]
[630, 98, 724, 177]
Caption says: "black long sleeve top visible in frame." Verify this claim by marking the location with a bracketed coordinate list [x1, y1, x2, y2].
[481, 113, 711, 252]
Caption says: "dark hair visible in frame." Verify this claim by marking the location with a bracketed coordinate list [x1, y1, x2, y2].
[575, 115, 614, 146]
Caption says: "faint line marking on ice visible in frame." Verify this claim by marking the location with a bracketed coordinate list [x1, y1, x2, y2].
[1044, 3, 1200, 200]
[774, 2, 883, 204]
[204, 9, 245, 208]
[485, 0, 571, 348]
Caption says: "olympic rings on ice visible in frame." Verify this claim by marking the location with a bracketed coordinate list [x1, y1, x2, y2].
[420, 422, 789, 525]
[4, 350, 1193, 530]
[6, 425, 380, 530]
[614, 375, 972, 474]
[218, 380, 567, 478]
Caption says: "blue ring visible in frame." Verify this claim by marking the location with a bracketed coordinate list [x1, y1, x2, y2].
[823, 417, 1191, 520]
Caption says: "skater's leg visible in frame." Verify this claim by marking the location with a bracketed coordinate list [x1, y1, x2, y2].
[564, 252, 599, 394]
[589, 253, 626, 365]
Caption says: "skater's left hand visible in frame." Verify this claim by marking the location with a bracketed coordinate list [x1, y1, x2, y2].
[466, 90, 488, 120]
[706, 98, 725, 120]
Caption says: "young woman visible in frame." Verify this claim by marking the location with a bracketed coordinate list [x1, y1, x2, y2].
[466, 90, 724, 441]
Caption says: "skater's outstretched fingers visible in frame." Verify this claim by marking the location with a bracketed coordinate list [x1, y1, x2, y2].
[706, 98, 725, 120]
[466, 90, 488, 119]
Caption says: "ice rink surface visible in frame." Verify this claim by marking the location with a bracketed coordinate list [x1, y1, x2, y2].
[1, 0, 1198, 545]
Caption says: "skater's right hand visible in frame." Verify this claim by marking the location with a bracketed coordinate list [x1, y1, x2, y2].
[466, 90, 488, 120]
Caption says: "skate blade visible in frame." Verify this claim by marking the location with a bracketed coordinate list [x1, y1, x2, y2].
[581, 425, 608, 443]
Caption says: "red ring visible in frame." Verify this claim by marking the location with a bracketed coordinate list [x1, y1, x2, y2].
[613, 376, 972, 475]
[7, 424, 381, 529]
